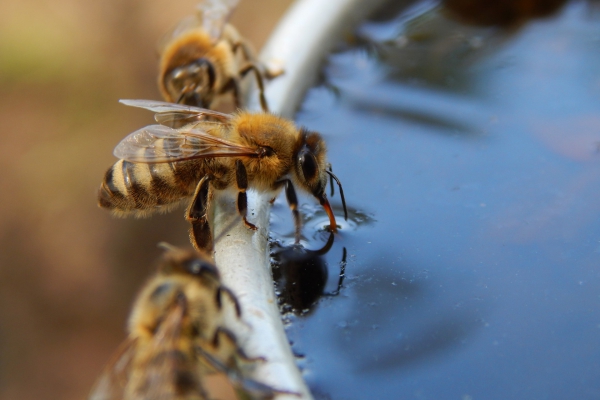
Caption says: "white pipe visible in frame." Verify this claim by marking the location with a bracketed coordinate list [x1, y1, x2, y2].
[212, 0, 387, 398]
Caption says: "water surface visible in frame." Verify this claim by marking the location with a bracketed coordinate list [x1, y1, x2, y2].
[271, 1, 600, 398]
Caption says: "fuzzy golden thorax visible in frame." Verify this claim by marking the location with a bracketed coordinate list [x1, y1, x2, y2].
[230, 112, 300, 191]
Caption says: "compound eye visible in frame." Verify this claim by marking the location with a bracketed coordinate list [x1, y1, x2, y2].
[300, 151, 318, 181]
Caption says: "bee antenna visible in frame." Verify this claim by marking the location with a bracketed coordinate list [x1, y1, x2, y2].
[157, 242, 178, 252]
[312, 231, 335, 255]
[327, 164, 334, 197]
[325, 170, 348, 221]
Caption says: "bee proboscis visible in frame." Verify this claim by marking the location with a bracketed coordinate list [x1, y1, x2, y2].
[98, 99, 348, 250]
[158, 0, 277, 111]
[88, 246, 295, 399]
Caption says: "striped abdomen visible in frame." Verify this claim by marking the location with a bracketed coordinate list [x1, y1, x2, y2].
[126, 348, 208, 400]
[98, 159, 208, 217]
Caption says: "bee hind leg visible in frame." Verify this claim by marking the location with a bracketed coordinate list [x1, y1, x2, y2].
[186, 175, 213, 252]
[235, 160, 258, 231]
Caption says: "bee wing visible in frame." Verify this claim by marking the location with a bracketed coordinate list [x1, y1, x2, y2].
[157, 14, 202, 54]
[157, 0, 239, 52]
[197, 0, 240, 41]
[120, 99, 232, 125]
[88, 338, 138, 400]
[113, 124, 258, 163]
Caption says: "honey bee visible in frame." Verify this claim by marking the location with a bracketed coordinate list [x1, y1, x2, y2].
[88, 246, 292, 400]
[98, 99, 348, 250]
[158, 0, 273, 111]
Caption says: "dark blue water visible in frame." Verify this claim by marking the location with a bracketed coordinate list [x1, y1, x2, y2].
[271, 1, 600, 399]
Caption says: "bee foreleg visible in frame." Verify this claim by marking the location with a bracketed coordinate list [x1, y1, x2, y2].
[274, 179, 302, 244]
[238, 63, 269, 112]
[327, 163, 335, 197]
[235, 160, 258, 231]
[186, 176, 213, 252]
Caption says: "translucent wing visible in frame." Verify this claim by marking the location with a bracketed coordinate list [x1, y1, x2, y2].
[119, 99, 232, 126]
[88, 339, 137, 400]
[157, 0, 239, 53]
[157, 14, 202, 55]
[197, 0, 240, 41]
[113, 124, 259, 163]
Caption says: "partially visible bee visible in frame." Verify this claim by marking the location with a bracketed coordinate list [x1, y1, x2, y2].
[88, 246, 291, 400]
[98, 99, 348, 251]
[158, 0, 274, 111]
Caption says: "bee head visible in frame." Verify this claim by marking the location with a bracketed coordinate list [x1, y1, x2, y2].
[294, 129, 329, 198]
[294, 129, 348, 231]
[164, 57, 216, 107]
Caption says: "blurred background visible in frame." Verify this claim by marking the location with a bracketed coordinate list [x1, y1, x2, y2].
[4, 0, 600, 399]
[0, 1, 292, 399]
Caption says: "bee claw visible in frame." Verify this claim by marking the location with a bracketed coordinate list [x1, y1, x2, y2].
[243, 218, 258, 231]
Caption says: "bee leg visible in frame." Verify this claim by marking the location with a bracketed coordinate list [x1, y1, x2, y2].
[231, 40, 255, 63]
[233, 38, 281, 78]
[229, 41, 269, 111]
[238, 63, 269, 112]
[328, 163, 335, 197]
[235, 160, 258, 231]
[274, 179, 302, 244]
[199, 329, 301, 398]
[213, 327, 264, 363]
[186, 176, 213, 252]
[196, 344, 294, 399]
[220, 77, 243, 110]
[215, 285, 242, 318]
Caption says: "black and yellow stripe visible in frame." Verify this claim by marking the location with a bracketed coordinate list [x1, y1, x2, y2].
[98, 159, 203, 217]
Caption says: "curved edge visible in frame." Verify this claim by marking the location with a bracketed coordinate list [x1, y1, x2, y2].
[257, 0, 389, 117]
[212, 191, 305, 399]
[212, 0, 388, 398]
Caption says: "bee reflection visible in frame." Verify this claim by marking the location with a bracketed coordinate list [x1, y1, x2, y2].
[271, 233, 346, 315]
